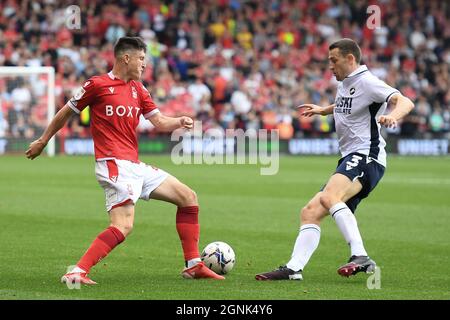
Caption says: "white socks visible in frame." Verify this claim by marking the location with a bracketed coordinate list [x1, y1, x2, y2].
[187, 258, 201, 268]
[70, 266, 86, 274]
[286, 224, 321, 272]
[330, 202, 368, 257]
[285, 202, 368, 272]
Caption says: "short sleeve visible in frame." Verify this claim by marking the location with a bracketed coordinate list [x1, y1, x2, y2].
[139, 83, 160, 118]
[68, 79, 97, 114]
[367, 77, 399, 104]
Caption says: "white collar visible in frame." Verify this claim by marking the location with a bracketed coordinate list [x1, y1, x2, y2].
[345, 65, 368, 78]
[108, 71, 116, 80]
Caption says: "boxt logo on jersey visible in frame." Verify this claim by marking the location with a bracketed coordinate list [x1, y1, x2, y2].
[105, 105, 140, 118]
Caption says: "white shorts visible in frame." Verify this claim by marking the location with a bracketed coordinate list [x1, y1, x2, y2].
[95, 159, 169, 212]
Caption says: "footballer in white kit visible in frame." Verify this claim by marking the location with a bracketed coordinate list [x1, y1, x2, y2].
[256, 38, 414, 281]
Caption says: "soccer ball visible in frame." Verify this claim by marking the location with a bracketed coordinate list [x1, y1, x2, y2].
[201, 241, 235, 275]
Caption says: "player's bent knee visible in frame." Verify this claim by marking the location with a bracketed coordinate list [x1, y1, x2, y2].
[300, 205, 320, 225]
[179, 188, 198, 207]
[319, 194, 334, 211]
[189, 189, 198, 204]
[109, 204, 135, 237]
[114, 223, 133, 237]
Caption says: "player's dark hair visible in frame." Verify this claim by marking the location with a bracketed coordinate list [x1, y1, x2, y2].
[114, 37, 147, 57]
[329, 38, 361, 64]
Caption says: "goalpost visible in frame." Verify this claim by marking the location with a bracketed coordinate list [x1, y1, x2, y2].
[0, 66, 56, 156]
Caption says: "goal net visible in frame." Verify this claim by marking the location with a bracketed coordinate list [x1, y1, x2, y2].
[0, 66, 55, 156]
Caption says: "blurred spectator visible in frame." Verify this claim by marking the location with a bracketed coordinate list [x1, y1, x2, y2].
[400, 110, 422, 138]
[277, 119, 294, 140]
[429, 106, 445, 137]
[0, 107, 8, 137]
[188, 76, 211, 111]
[230, 88, 252, 115]
[105, 22, 126, 44]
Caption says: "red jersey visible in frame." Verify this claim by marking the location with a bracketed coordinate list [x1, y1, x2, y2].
[68, 72, 159, 162]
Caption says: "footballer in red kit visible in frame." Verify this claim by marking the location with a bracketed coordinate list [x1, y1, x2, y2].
[26, 37, 224, 284]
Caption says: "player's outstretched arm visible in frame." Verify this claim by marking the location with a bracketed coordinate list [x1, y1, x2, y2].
[378, 93, 414, 129]
[148, 112, 193, 132]
[26, 104, 75, 160]
[296, 104, 335, 117]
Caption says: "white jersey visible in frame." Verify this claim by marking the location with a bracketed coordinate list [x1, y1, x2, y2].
[333, 65, 399, 167]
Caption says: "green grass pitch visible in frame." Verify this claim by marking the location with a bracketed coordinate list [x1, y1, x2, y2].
[0, 155, 449, 300]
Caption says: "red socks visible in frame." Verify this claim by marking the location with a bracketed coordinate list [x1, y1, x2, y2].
[76, 226, 125, 273]
[75, 207, 199, 273]
[176, 206, 200, 261]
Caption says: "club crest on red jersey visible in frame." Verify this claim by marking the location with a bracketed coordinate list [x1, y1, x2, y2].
[74, 87, 86, 100]
[131, 86, 137, 99]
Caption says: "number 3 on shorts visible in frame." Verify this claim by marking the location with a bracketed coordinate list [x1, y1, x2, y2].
[346, 155, 363, 171]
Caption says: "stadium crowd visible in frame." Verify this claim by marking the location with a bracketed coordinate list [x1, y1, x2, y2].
[0, 0, 449, 141]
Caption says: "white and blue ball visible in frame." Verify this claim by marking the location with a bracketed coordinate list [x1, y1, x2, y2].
[201, 241, 235, 275]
